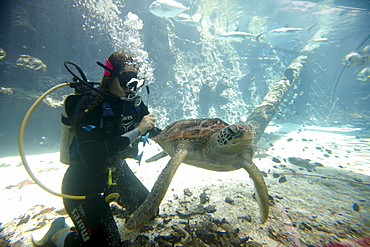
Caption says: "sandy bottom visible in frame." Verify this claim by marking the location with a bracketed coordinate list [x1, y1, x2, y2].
[1, 123, 369, 246]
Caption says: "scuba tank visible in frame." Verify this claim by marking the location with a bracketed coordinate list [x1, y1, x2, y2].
[60, 62, 100, 165]
[60, 96, 73, 165]
[60, 93, 83, 165]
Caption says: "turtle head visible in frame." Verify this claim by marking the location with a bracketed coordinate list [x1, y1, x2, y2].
[216, 123, 253, 154]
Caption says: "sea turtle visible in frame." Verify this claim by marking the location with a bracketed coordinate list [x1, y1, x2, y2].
[125, 118, 269, 230]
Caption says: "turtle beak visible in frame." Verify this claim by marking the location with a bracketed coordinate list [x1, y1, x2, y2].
[227, 124, 253, 144]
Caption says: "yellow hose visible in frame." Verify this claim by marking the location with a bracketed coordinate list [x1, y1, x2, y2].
[18, 83, 86, 200]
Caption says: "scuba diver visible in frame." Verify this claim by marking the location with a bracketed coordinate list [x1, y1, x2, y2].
[33, 52, 160, 246]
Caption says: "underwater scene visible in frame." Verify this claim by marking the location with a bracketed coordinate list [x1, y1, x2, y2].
[0, 0, 370, 246]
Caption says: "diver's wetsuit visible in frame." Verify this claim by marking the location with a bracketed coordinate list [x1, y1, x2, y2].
[62, 92, 159, 246]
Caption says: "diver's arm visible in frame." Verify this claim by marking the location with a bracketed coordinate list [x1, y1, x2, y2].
[114, 113, 154, 146]
[120, 128, 141, 143]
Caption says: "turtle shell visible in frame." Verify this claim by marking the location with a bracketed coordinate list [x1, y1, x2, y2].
[152, 118, 229, 142]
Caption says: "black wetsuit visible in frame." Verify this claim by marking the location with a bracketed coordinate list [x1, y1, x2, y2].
[61, 92, 159, 246]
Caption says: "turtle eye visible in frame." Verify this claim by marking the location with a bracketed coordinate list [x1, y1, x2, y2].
[228, 125, 240, 135]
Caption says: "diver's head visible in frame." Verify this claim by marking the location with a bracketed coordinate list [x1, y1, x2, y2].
[98, 52, 144, 97]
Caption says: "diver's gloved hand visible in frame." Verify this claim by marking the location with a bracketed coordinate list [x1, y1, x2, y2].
[138, 113, 156, 134]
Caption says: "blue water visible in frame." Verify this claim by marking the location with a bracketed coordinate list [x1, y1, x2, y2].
[0, 0, 369, 157]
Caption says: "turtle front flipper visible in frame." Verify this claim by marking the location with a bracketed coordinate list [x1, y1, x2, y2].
[146, 151, 168, 163]
[125, 149, 188, 231]
[242, 162, 269, 223]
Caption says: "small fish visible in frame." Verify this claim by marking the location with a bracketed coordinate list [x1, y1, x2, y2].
[311, 37, 343, 43]
[181, 86, 191, 92]
[149, 0, 188, 18]
[173, 13, 201, 27]
[0, 86, 14, 95]
[0, 47, 6, 60]
[311, 34, 352, 43]
[268, 23, 317, 36]
[357, 67, 370, 81]
[219, 31, 264, 42]
[360, 45, 370, 56]
[342, 52, 368, 67]
[165, 81, 174, 88]
[311, 37, 330, 42]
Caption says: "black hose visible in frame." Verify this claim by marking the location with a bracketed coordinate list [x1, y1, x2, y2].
[64, 61, 117, 98]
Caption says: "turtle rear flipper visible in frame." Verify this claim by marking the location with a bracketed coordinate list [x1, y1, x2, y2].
[146, 151, 168, 163]
[126, 149, 188, 231]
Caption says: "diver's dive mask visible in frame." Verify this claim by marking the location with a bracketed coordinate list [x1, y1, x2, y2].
[96, 61, 145, 106]
[118, 71, 145, 93]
